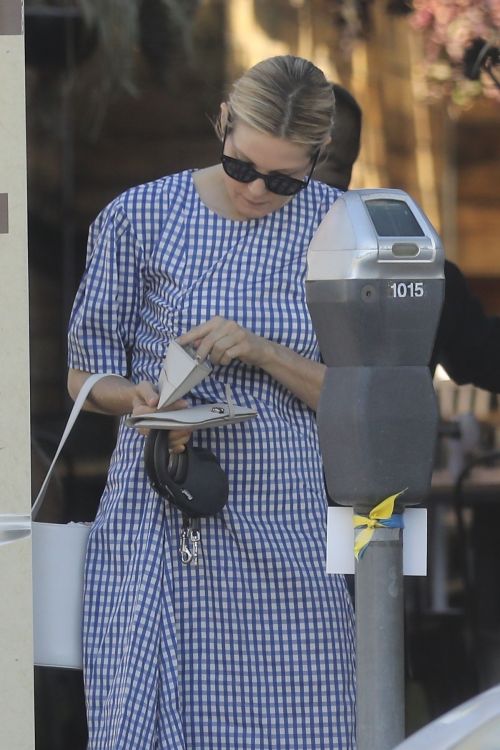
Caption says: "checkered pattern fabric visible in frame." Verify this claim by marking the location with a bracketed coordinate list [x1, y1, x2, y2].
[68, 170, 356, 749]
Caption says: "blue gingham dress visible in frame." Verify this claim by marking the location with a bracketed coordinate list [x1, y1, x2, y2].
[68, 170, 356, 750]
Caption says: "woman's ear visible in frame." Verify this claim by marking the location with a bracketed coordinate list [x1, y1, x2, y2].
[219, 102, 229, 130]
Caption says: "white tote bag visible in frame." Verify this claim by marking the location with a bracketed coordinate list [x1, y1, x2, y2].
[32, 373, 116, 670]
[32, 521, 90, 669]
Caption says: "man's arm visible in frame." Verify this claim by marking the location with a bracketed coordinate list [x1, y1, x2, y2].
[431, 260, 500, 393]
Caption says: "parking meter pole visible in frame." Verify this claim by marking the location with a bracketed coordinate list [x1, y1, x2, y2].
[355, 528, 405, 750]
[317, 365, 434, 750]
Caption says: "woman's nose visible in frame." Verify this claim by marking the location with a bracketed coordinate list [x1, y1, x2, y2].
[247, 177, 268, 197]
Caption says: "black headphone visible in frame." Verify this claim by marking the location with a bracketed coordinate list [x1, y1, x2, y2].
[144, 429, 229, 517]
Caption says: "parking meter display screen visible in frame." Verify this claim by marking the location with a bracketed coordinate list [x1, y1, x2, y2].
[365, 199, 425, 237]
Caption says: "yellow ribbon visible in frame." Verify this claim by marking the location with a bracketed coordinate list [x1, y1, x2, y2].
[353, 490, 406, 560]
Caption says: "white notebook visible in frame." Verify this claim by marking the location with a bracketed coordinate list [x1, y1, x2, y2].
[126, 402, 257, 431]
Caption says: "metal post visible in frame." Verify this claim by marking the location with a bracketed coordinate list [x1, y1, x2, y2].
[355, 526, 405, 750]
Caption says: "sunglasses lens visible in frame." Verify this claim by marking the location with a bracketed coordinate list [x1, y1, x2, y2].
[222, 156, 256, 183]
[266, 174, 305, 196]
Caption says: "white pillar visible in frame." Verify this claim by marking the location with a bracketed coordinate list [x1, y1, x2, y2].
[0, 2, 35, 748]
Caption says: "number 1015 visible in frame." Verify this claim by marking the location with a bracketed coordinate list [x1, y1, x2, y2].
[389, 281, 424, 298]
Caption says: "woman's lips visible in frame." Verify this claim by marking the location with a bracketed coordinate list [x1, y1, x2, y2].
[243, 196, 268, 208]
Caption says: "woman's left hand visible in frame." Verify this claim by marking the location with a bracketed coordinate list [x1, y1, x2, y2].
[177, 316, 273, 368]
[178, 315, 326, 412]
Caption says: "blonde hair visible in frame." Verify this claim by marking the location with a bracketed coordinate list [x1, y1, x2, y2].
[216, 55, 335, 156]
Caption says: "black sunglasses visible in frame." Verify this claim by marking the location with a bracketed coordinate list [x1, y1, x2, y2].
[220, 129, 319, 197]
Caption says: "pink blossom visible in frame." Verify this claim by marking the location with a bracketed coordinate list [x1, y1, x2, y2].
[411, 8, 435, 30]
[407, 0, 500, 106]
[486, 0, 500, 26]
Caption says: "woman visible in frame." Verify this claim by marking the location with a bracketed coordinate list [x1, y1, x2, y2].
[68, 55, 356, 750]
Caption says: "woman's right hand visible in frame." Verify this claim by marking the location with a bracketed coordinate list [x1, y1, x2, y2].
[67, 370, 192, 453]
[131, 382, 192, 453]
[130, 380, 161, 419]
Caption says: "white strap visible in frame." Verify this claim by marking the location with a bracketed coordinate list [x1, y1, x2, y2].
[32, 373, 124, 520]
[224, 383, 235, 419]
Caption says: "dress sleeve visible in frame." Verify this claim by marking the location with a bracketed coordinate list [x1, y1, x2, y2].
[67, 203, 145, 376]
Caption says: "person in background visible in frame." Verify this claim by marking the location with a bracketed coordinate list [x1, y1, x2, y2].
[316, 84, 362, 192]
[67, 56, 355, 750]
[317, 83, 500, 394]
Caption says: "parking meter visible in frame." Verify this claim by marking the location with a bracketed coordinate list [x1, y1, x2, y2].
[307, 189, 444, 513]
[306, 189, 444, 750]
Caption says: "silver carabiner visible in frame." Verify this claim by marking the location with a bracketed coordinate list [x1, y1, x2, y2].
[179, 518, 193, 565]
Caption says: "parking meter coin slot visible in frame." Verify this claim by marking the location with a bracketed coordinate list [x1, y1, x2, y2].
[391, 243, 420, 257]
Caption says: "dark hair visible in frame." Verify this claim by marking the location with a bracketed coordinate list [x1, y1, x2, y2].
[316, 83, 363, 190]
[332, 84, 362, 159]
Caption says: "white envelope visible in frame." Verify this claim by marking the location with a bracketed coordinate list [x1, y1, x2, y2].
[157, 340, 212, 408]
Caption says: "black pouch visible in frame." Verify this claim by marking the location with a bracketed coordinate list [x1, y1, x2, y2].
[144, 429, 229, 517]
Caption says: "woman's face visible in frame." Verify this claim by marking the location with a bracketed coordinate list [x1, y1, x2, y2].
[221, 121, 314, 220]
